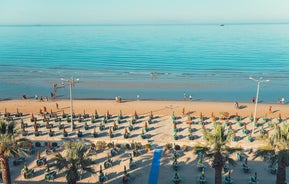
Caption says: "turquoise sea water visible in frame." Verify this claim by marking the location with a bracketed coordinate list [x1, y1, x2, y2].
[0, 24, 289, 102]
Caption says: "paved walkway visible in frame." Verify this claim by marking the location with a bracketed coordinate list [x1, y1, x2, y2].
[148, 149, 163, 184]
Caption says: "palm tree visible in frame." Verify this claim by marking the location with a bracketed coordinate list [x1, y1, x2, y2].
[0, 120, 29, 184]
[254, 123, 289, 184]
[195, 124, 242, 184]
[52, 141, 95, 184]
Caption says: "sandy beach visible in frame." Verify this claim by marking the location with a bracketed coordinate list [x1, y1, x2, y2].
[1, 99, 289, 184]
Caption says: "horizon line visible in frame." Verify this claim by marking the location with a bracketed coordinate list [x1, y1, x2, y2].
[1, 22, 289, 27]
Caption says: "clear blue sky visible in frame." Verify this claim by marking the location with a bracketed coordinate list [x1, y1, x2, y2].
[0, 0, 288, 25]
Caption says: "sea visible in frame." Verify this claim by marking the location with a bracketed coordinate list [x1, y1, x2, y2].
[0, 24, 289, 103]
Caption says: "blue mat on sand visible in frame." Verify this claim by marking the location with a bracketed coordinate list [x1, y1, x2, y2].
[148, 149, 162, 184]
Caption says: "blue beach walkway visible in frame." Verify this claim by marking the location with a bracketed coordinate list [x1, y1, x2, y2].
[148, 149, 162, 184]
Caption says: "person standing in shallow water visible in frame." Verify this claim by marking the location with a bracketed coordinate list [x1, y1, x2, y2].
[184, 93, 187, 101]
[251, 97, 255, 103]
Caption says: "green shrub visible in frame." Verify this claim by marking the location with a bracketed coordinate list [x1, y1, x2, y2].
[96, 141, 106, 150]
[107, 142, 114, 148]
[90, 143, 96, 148]
[145, 144, 151, 150]
[165, 143, 172, 150]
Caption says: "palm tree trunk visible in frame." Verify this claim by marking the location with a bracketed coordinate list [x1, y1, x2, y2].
[215, 165, 223, 184]
[67, 168, 78, 184]
[1, 158, 11, 184]
[214, 152, 223, 184]
[276, 156, 286, 184]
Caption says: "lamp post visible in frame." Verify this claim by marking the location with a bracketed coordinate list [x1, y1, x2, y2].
[249, 77, 270, 134]
[61, 77, 79, 131]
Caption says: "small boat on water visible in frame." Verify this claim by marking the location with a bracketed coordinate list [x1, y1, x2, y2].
[220, 24, 225, 26]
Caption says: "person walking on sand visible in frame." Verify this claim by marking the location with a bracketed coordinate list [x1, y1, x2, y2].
[234, 101, 239, 109]
[56, 103, 59, 109]
[281, 97, 285, 104]
[269, 106, 272, 113]
[189, 95, 192, 101]
[251, 97, 255, 103]
[184, 93, 187, 101]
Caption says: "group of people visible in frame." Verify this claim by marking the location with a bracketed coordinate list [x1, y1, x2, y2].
[184, 93, 193, 101]
[278, 97, 285, 104]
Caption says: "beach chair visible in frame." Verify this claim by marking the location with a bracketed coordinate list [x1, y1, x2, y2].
[242, 164, 250, 173]
[22, 131, 28, 136]
[132, 149, 140, 157]
[46, 123, 53, 129]
[55, 117, 61, 122]
[171, 113, 176, 121]
[248, 172, 259, 184]
[198, 173, 207, 184]
[236, 152, 247, 161]
[122, 166, 130, 184]
[172, 159, 179, 171]
[99, 173, 108, 183]
[224, 176, 233, 184]
[171, 172, 181, 184]
[173, 133, 178, 140]
[123, 174, 130, 184]
[99, 123, 105, 131]
[46, 147, 56, 155]
[104, 158, 113, 169]
[129, 157, 137, 169]
[49, 130, 54, 137]
[171, 150, 180, 159]
[129, 153, 136, 166]
[45, 171, 56, 181]
[63, 131, 68, 137]
[148, 118, 153, 124]
[23, 168, 34, 179]
[124, 133, 129, 139]
[198, 162, 205, 172]
[247, 136, 254, 142]
[110, 148, 119, 157]
[36, 157, 47, 166]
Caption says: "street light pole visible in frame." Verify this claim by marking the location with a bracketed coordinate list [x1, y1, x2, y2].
[61, 77, 79, 131]
[249, 77, 270, 134]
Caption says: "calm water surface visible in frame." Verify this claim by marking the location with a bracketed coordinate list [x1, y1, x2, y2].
[0, 24, 288, 102]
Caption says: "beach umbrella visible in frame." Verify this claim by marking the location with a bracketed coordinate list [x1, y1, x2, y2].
[46, 141, 50, 149]
[37, 151, 41, 160]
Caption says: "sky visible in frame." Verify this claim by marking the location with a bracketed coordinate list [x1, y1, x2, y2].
[0, 0, 289, 25]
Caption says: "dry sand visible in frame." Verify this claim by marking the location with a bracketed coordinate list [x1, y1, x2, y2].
[1, 99, 289, 184]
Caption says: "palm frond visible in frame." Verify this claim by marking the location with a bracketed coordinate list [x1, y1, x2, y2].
[226, 157, 237, 166]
